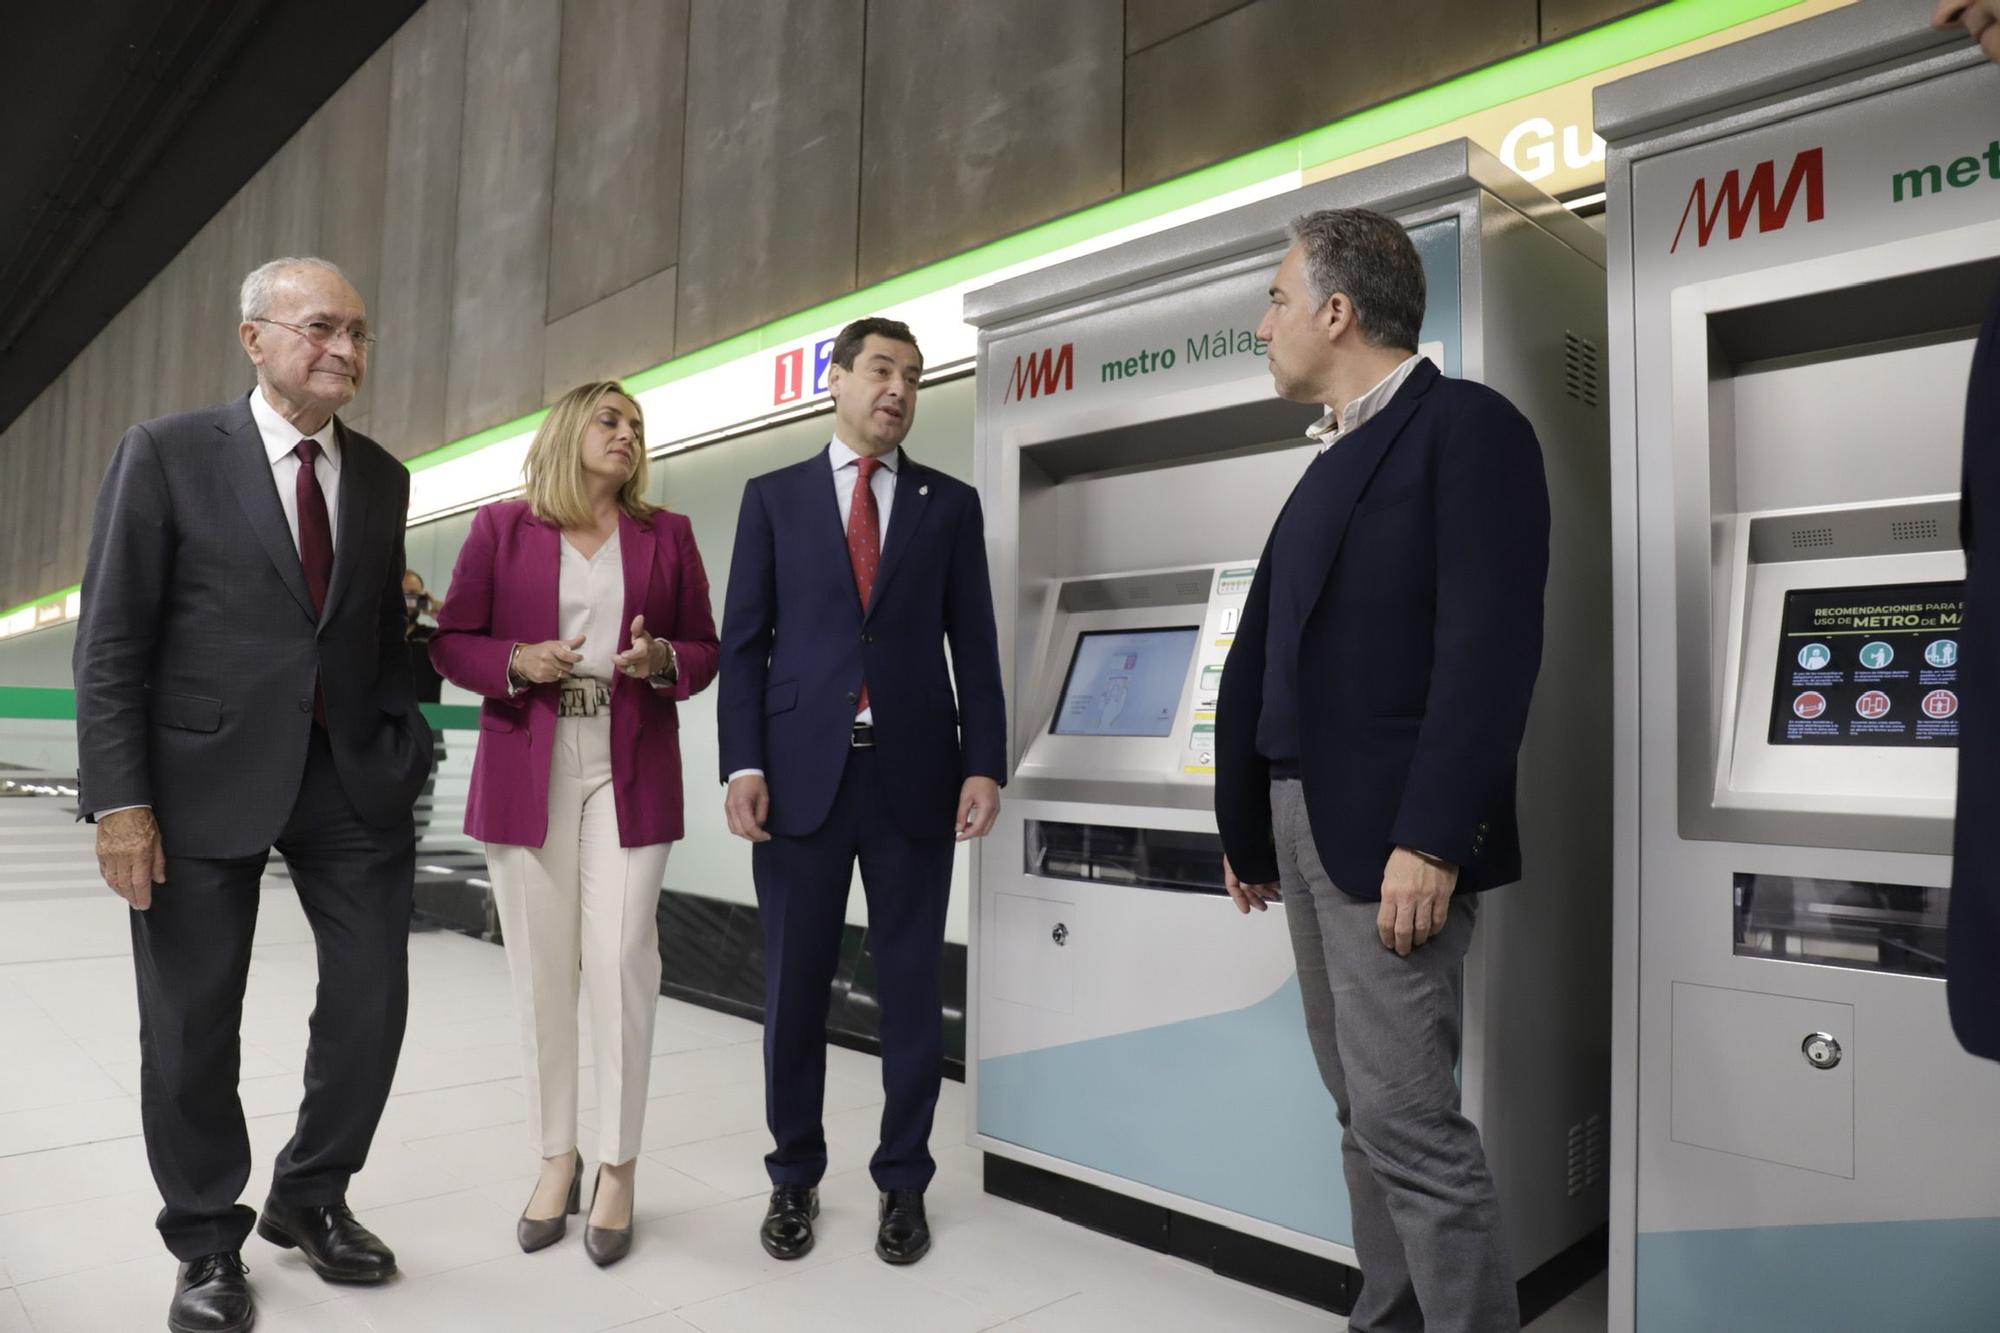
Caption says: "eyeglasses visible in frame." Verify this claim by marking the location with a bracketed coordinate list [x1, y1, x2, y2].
[253, 318, 378, 352]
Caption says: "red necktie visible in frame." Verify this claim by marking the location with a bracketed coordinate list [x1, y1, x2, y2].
[847, 456, 883, 715]
[295, 439, 334, 723]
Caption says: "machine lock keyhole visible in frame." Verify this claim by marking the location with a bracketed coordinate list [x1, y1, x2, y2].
[1801, 1032, 1842, 1071]
[1051, 923, 1069, 946]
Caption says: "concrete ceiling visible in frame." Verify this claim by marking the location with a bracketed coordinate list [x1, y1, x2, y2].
[0, 0, 423, 432]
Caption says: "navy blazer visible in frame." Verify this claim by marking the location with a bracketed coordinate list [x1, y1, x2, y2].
[1214, 359, 1550, 899]
[1950, 284, 2000, 1062]
[717, 446, 1007, 839]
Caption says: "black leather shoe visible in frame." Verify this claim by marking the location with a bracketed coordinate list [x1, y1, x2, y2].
[169, 1251, 253, 1333]
[255, 1198, 397, 1284]
[760, 1185, 819, 1260]
[875, 1188, 930, 1265]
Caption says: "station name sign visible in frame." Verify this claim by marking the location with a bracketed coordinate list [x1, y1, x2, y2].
[1003, 327, 1268, 404]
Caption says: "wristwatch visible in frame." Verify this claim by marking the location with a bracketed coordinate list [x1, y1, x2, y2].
[647, 640, 679, 687]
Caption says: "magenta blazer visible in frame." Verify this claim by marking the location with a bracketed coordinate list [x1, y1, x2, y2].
[430, 500, 720, 848]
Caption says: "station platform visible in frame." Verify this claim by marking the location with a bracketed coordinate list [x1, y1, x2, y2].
[0, 789, 1603, 1332]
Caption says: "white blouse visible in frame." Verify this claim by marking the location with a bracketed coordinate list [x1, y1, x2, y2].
[559, 530, 623, 684]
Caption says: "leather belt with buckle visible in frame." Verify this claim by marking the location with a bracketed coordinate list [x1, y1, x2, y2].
[850, 722, 875, 749]
[558, 678, 611, 718]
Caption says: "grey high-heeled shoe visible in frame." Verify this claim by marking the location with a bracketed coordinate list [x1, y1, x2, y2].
[583, 1165, 633, 1267]
[517, 1150, 582, 1253]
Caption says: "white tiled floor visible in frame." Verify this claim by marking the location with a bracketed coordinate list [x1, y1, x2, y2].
[0, 795, 1608, 1331]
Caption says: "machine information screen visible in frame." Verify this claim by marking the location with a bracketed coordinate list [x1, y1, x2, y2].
[1053, 627, 1200, 737]
[1766, 581, 1965, 747]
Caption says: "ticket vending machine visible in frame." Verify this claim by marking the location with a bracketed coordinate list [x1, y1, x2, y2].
[1596, 6, 2000, 1330]
[963, 142, 1613, 1309]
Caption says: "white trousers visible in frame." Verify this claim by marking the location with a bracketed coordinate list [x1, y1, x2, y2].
[485, 710, 669, 1164]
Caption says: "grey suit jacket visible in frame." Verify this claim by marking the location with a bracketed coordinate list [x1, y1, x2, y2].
[72, 393, 433, 858]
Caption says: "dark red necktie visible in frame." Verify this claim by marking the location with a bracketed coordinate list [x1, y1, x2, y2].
[295, 439, 333, 723]
[847, 456, 882, 715]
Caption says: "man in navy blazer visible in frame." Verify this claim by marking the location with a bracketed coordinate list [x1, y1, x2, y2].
[1940, 0, 2000, 1062]
[1213, 210, 1549, 1332]
[718, 317, 1006, 1266]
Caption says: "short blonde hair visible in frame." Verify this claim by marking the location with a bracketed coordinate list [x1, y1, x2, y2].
[523, 381, 659, 528]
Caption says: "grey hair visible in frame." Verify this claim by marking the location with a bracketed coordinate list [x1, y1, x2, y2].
[239, 257, 351, 322]
[1285, 209, 1425, 352]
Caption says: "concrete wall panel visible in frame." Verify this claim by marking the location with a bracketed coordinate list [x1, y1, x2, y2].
[1, 426, 23, 610]
[1125, 0, 1252, 54]
[319, 45, 394, 433]
[65, 329, 118, 589]
[1124, 0, 1537, 189]
[201, 190, 256, 408]
[1542, 0, 1663, 41]
[674, 0, 863, 354]
[444, 0, 562, 443]
[371, 0, 469, 458]
[150, 231, 223, 420]
[7, 0, 1667, 610]
[28, 386, 61, 588]
[546, 0, 689, 323]
[859, 0, 1122, 286]
[542, 265, 677, 406]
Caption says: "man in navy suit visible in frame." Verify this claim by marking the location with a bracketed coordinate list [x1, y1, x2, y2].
[1213, 210, 1549, 1333]
[718, 317, 1006, 1265]
[1939, 0, 2000, 1061]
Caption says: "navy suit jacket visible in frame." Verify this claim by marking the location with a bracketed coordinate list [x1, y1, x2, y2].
[1214, 360, 1550, 899]
[717, 446, 1007, 840]
[1950, 284, 2000, 1062]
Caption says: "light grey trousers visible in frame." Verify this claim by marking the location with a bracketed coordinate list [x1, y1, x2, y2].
[1270, 779, 1518, 1333]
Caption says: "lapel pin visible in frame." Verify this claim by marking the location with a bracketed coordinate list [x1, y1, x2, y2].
[918, 485, 929, 496]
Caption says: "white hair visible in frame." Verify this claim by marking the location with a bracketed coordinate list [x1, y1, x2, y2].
[239, 257, 351, 323]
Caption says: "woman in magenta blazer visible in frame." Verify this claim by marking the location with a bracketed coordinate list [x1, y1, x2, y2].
[431, 380, 718, 1266]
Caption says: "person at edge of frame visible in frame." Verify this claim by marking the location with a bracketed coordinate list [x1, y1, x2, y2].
[1938, 0, 2000, 1061]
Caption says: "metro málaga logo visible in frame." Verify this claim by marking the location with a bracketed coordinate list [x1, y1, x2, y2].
[1669, 147, 1825, 253]
[1004, 343, 1074, 402]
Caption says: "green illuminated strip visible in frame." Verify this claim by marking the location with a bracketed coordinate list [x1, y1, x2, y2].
[1, 584, 80, 619]
[2, 0, 1805, 621]
[0, 688, 481, 729]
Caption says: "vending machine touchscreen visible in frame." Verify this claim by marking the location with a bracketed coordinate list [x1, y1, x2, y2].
[1051, 628, 1201, 738]
[1766, 582, 1965, 748]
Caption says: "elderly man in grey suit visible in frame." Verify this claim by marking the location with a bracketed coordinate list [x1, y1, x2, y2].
[74, 257, 431, 1333]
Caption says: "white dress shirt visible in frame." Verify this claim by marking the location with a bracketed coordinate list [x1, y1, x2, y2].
[559, 530, 623, 685]
[829, 434, 900, 544]
[727, 438, 901, 783]
[1305, 353, 1423, 453]
[250, 385, 341, 553]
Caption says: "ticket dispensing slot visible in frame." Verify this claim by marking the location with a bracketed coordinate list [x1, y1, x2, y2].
[1673, 250, 1996, 854]
[1024, 821, 1225, 895]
